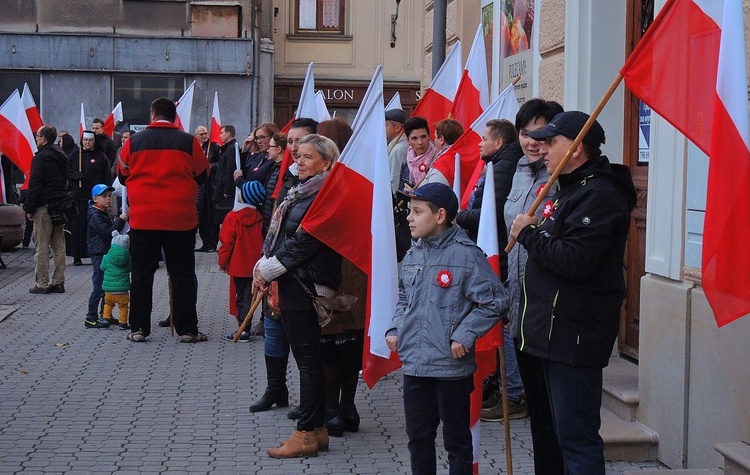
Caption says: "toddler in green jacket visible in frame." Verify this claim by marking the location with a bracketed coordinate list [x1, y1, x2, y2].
[101, 230, 132, 330]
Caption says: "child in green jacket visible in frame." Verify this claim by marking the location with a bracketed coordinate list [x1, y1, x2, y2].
[101, 230, 132, 330]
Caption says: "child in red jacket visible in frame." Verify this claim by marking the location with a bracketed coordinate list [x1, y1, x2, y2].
[218, 180, 266, 342]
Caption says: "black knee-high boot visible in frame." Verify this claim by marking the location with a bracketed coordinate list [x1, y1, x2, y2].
[248, 355, 289, 412]
[339, 338, 363, 432]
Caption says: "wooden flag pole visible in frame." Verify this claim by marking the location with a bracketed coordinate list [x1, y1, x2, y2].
[505, 73, 624, 253]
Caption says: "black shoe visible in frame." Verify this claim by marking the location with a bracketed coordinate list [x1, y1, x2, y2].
[194, 246, 207, 252]
[325, 410, 345, 437]
[85, 318, 110, 329]
[287, 405, 301, 420]
[248, 389, 289, 413]
[203, 247, 216, 253]
[73, 259, 83, 266]
[341, 404, 360, 433]
[158, 317, 171, 327]
[48, 284, 65, 293]
[29, 285, 51, 294]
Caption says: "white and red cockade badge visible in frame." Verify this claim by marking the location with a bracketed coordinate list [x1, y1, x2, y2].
[418, 163, 428, 173]
[535, 184, 545, 197]
[542, 200, 555, 219]
[436, 270, 453, 288]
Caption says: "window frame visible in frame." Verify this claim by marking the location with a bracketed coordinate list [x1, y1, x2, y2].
[293, 0, 346, 35]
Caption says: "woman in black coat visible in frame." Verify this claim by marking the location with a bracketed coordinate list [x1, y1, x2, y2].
[254, 134, 342, 458]
[66, 130, 110, 265]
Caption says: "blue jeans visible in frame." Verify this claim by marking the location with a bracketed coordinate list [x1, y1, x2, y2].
[542, 360, 605, 475]
[263, 314, 289, 359]
[403, 375, 474, 475]
[496, 324, 524, 401]
[87, 255, 104, 320]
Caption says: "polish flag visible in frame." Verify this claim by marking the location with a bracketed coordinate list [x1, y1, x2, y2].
[450, 26, 490, 131]
[385, 92, 402, 112]
[302, 68, 401, 388]
[209, 92, 222, 146]
[621, 0, 750, 327]
[175, 80, 196, 133]
[272, 63, 333, 199]
[432, 83, 519, 208]
[411, 40, 463, 138]
[472, 160, 504, 473]
[0, 90, 37, 182]
[21, 83, 43, 132]
[103, 102, 123, 138]
[79, 103, 85, 140]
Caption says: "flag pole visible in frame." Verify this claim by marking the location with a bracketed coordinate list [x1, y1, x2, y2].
[233, 290, 265, 343]
[505, 73, 624, 253]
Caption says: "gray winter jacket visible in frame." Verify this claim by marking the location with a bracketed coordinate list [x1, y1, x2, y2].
[503, 156, 556, 339]
[387, 225, 508, 378]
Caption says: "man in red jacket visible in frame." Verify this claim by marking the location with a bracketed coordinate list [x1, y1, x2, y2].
[117, 97, 210, 343]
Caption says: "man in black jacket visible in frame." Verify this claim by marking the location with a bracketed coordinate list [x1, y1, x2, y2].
[510, 111, 637, 475]
[92, 118, 117, 176]
[194, 125, 221, 252]
[24, 125, 70, 294]
[211, 125, 238, 233]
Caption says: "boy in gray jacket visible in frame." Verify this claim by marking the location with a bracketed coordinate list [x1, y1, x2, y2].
[386, 182, 508, 475]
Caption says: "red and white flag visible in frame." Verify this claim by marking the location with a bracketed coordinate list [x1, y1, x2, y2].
[175, 80, 196, 133]
[385, 92, 402, 112]
[302, 70, 401, 388]
[621, 0, 750, 327]
[103, 102, 123, 138]
[450, 26, 489, 131]
[411, 40, 463, 138]
[432, 83, 519, 207]
[79, 103, 85, 140]
[471, 160, 504, 472]
[21, 83, 43, 133]
[209, 92, 223, 146]
[0, 90, 37, 183]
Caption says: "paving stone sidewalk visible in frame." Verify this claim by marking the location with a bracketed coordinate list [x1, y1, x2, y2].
[0, 245, 668, 474]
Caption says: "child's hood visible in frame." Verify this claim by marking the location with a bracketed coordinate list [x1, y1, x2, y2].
[106, 241, 131, 266]
[233, 207, 263, 226]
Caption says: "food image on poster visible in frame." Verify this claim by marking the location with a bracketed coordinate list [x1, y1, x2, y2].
[501, 0, 535, 104]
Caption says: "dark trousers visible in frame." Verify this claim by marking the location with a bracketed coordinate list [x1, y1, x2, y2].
[87, 255, 104, 319]
[129, 229, 199, 337]
[403, 375, 474, 475]
[281, 308, 324, 431]
[515, 342, 564, 475]
[542, 360, 605, 475]
[233, 276, 253, 324]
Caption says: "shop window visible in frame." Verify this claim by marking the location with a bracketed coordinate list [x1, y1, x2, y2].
[113, 75, 184, 132]
[295, 0, 345, 34]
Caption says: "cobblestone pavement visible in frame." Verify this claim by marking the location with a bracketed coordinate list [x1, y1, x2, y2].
[0, 244, 668, 474]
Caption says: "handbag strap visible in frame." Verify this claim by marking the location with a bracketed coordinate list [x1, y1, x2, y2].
[292, 273, 317, 299]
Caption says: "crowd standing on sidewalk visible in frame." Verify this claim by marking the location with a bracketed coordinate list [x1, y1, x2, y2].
[11, 94, 637, 475]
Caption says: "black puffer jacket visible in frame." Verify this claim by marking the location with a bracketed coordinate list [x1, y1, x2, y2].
[23, 144, 69, 215]
[271, 180, 342, 311]
[456, 140, 524, 280]
[517, 155, 637, 368]
[87, 206, 126, 256]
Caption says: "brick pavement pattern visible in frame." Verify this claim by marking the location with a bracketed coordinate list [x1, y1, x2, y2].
[0, 245, 668, 474]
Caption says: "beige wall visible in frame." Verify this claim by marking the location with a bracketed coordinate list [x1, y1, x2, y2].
[422, 0, 480, 88]
[274, 0, 424, 84]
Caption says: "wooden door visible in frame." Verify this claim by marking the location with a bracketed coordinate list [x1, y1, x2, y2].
[619, 0, 654, 360]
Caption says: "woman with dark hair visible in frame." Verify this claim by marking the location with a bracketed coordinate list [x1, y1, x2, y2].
[254, 134, 342, 458]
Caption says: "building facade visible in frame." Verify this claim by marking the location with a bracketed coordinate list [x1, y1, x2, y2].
[272, 0, 425, 125]
[0, 0, 274, 139]
[434, 0, 750, 470]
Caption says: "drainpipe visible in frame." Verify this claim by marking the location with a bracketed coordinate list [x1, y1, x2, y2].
[432, 0, 447, 79]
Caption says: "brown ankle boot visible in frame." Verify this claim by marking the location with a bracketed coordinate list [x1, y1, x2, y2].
[267, 430, 318, 458]
[279, 426, 329, 451]
[314, 426, 329, 451]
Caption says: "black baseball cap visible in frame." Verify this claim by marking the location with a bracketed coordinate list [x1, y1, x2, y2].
[397, 182, 459, 221]
[527, 111, 606, 147]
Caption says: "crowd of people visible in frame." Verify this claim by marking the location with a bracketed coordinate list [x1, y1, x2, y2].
[14, 93, 636, 474]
